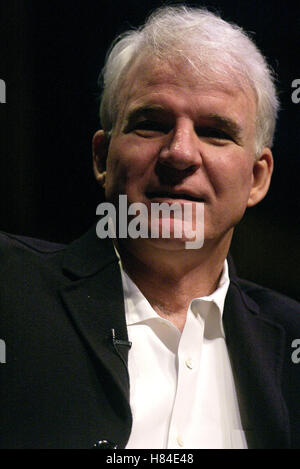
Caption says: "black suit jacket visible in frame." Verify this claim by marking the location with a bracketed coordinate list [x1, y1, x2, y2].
[0, 227, 299, 449]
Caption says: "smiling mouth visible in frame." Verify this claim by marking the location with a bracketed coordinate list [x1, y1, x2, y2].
[146, 191, 204, 203]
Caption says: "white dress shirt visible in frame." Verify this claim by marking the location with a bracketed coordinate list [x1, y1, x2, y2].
[117, 258, 247, 449]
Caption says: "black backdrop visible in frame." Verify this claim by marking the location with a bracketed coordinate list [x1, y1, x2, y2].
[0, 0, 299, 300]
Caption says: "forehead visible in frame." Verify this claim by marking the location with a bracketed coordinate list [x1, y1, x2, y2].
[117, 56, 257, 132]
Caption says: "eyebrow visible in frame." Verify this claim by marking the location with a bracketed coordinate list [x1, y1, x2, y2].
[124, 105, 167, 125]
[205, 114, 243, 140]
[124, 105, 243, 140]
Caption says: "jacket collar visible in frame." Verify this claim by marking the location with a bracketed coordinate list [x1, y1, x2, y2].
[61, 225, 117, 278]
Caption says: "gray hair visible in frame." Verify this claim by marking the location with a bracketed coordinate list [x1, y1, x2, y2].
[99, 5, 279, 156]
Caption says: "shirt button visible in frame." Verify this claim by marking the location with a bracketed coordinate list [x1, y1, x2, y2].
[177, 435, 184, 447]
[185, 358, 193, 369]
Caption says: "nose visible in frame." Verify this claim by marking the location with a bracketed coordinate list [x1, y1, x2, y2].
[158, 120, 201, 171]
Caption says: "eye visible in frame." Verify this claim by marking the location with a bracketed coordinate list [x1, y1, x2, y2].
[132, 120, 170, 137]
[196, 126, 233, 141]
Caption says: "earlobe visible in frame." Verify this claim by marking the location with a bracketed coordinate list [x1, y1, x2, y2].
[92, 130, 110, 188]
[247, 148, 274, 207]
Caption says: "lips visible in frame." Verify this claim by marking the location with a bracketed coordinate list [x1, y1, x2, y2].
[146, 191, 204, 203]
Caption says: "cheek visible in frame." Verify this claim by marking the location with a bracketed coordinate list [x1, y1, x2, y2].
[206, 150, 253, 197]
[105, 138, 158, 194]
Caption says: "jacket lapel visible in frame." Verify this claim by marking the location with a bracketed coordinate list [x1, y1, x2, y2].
[59, 229, 131, 430]
[223, 278, 291, 448]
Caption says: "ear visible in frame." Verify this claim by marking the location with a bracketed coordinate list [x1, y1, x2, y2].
[92, 130, 110, 187]
[247, 147, 274, 207]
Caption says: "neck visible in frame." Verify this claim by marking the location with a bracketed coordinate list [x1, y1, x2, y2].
[116, 233, 232, 331]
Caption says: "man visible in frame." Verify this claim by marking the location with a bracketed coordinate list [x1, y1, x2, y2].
[0, 5, 299, 449]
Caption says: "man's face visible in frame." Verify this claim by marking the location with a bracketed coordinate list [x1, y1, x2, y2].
[97, 57, 270, 249]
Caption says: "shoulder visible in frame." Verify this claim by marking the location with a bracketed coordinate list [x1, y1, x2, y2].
[0, 231, 67, 280]
[0, 231, 66, 267]
[234, 276, 300, 328]
[0, 231, 65, 254]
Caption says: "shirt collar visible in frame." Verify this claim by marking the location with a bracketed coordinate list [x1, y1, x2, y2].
[115, 242, 230, 331]
[113, 244, 157, 325]
[189, 261, 229, 338]
[190, 259, 230, 317]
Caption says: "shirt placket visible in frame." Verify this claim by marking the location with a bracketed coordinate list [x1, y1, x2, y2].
[167, 310, 204, 449]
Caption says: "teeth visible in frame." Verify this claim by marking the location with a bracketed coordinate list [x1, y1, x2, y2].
[171, 194, 194, 201]
[147, 192, 201, 202]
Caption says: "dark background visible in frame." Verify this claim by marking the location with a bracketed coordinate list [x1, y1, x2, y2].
[0, 0, 299, 300]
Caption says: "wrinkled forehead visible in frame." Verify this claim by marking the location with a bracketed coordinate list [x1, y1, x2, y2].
[116, 54, 257, 124]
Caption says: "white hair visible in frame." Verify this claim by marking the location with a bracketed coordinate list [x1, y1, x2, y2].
[99, 5, 279, 156]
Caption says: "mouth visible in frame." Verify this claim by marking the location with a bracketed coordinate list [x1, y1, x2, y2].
[146, 191, 205, 203]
